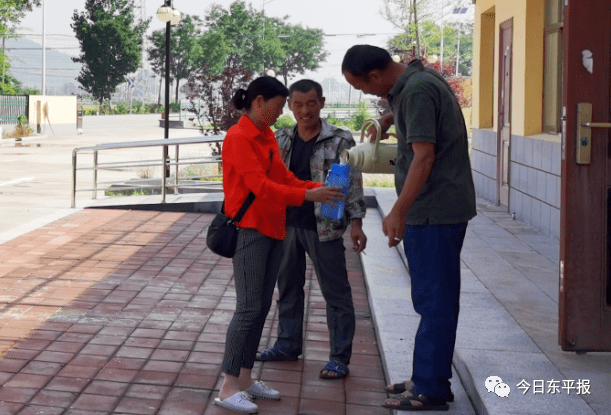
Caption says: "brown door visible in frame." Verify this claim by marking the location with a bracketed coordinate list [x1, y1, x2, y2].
[559, 1, 611, 351]
[497, 20, 512, 208]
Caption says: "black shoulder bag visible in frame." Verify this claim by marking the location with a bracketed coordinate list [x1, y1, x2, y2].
[206, 192, 255, 258]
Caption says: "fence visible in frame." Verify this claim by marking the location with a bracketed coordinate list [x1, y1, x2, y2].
[0, 95, 28, 125]
[71, 136, 225, 208]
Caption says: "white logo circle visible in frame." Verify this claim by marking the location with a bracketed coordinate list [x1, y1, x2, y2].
[485, 376, 503, 393]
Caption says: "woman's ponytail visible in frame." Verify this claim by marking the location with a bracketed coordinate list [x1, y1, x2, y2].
[231, 88, 248, 110]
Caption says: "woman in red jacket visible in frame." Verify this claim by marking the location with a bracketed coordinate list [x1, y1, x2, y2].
[215, 77, 344, 414]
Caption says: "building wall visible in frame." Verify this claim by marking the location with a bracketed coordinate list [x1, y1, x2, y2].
[473, 0, 545, 135]
[471, 0, 560, 239]
[472, 129, 561, 239]
[27, 95, 78, 136]
[508, 134, 561, 238]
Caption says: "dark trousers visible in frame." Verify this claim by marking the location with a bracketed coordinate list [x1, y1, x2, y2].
[404, 222, 468, 398]
[222, 228, 283, 377]
[274, 226, 355, 365]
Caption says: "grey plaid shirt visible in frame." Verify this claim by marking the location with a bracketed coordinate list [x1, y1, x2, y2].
[275, 118, 366, 242]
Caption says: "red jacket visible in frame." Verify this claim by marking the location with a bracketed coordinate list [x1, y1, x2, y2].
[222, 115, 321, 240]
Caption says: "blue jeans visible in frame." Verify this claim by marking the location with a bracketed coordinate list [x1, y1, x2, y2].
[404, 222, 468, 399]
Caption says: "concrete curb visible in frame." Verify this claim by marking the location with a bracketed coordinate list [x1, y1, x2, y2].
[363, 188, 597, 415]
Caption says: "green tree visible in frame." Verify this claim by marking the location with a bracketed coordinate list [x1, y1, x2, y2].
[206, 1, 267, 73]
[0, 69, 19, 94]
[270, 23, 328, 86]
[380, 0, 466, 56]
[191, 29, 229, 77]
[1, 0, 41, 35]
[388, 20, 473, 76]
[454, 24, 473, 76]
[71, 0, 149, 110]
[204, 1, 327, 83]
[147, 14, 203, 102]
[1, 0, 41, 93]
[146, 29, 166, 105]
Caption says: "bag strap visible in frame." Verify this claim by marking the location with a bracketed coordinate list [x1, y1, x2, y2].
[232, 191, 255, 222]
[223, 150, 274, 223]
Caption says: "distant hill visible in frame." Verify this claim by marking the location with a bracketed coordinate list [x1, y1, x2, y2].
[5, 37, 82, 94]
[4, 36, 158, 100]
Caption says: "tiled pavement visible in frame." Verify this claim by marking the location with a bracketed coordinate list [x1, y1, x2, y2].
[0, 209, 392, 415]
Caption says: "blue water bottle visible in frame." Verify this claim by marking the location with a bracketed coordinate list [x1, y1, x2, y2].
[320, 163, 350, 220]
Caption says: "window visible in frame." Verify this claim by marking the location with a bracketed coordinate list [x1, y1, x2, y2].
[543, 0, 563, 133]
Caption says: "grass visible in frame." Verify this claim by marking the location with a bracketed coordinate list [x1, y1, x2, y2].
[106, 189, 151, 197]
[178, 162, 222, 180]
[362, 173, 395, 188]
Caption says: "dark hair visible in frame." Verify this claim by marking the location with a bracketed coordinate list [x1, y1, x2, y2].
[341, 45, 392, 77]
[231, 76, 289, 111]
[289, 79, 323, 99]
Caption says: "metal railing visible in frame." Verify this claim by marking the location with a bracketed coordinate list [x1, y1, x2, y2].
[71, 136, 225, 208]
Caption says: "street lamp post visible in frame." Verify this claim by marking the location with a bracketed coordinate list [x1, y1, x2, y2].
[262, 0, 284, 74]
[157, 1, 181, 189]
[42, 0, 46, 96]
[456, 26, 461, 76]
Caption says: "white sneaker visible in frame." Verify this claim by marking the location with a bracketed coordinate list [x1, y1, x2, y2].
[244, 381, 281, 400]
[214, 391, 258, 414]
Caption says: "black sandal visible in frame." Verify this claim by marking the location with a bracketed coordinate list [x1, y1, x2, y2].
[382, 388, 449, 412]
[385, 381, 410, 394]
[386, 381, 455, 402]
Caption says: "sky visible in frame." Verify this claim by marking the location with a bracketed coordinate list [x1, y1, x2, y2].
[17, 0, 399, 80]
[15, 0, 472, 98]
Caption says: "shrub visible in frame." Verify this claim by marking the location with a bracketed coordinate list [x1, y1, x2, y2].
[325, 114, 353, 131]
[273, 115, 295, 130]
[146, 104, 162, 113]
[4, 115, 34, 139]
[325, 114, 342, 125]
[99, 102, 111, 115]
[350, 100, 370, 131]
[113, 102, 129, 114]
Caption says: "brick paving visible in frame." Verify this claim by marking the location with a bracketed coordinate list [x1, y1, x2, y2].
[0, 209, 392, 415]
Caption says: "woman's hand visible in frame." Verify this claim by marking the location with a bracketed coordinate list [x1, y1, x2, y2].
[304, 186, 345, 206]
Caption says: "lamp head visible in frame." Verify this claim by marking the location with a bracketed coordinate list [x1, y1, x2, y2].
[170, 9, 181, 25]
[156, 6, 172, 23]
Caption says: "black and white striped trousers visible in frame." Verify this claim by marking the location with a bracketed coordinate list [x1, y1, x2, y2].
[221, 228, 283, 377]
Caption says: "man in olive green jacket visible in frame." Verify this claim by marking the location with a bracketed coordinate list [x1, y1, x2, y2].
[256, 80, 367, 380]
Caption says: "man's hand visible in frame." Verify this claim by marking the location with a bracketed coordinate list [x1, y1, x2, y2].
[365, 113, 394, 142]
[350, 220, 367, 254]
[382, 208, 406, 248]
[382, 141, 435, 248]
